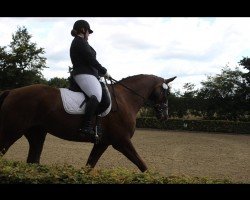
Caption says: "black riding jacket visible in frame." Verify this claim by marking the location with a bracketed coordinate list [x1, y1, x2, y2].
[70, 36, 107, 78]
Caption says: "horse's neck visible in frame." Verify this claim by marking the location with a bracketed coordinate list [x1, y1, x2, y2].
[117, 75, 157, 114]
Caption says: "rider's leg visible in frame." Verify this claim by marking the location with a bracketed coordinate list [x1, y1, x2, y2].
[74, 74, 102, 137]
[81, 95, 99, 135]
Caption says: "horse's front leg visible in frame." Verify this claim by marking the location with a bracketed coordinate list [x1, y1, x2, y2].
[86, 143, 109, 168]
[112, 138, 148, 172]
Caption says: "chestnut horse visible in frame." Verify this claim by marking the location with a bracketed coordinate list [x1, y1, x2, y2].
[0, 74, 176, 172]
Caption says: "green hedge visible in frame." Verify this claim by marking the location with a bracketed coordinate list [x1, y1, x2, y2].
[136, 118, 250, 134]
[0, 158, 232, 184]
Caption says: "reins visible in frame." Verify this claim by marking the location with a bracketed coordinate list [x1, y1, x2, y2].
[105, 77, 152, 112]
[109, 77, 147, 101]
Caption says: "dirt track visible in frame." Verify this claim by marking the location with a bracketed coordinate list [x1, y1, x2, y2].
[4, 129, 250, 183]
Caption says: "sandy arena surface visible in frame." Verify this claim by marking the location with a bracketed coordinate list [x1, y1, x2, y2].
[4, 129, 250, 183]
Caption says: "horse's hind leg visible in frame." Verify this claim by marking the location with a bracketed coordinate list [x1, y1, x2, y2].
[24, 126, 47, 164]
[0, 131, 23, 156]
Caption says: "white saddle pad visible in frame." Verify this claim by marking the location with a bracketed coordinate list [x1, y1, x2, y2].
[59, 88, 112, 117]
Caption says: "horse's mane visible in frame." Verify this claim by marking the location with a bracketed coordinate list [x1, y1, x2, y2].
[117, 74, 161, 85]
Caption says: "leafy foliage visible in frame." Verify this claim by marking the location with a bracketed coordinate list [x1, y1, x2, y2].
[136, 118, 250, 134]
[0, 26, 47, 90]
[0, 158, 232, 184]
[239, 56, 250, 85]
[47, 77, 70, 88]
[238, 57, 250, 113]
[197, 66, 246, 120]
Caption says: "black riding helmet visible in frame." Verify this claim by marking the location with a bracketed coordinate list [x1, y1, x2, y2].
[73, 20, 93, 34]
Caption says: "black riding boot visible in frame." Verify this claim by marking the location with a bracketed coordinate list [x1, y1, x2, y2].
[80, 95, 99, 139]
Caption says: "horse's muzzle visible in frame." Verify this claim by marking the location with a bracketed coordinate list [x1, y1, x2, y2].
[156, 112, 168, 121]
[154, 103, 168, 121]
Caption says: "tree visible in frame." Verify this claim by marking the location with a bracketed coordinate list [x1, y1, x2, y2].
[47, 77, 69, 88]
[168, 91, 187, 118]
[197, 66, 246, 120]
[0, 26, 47, 90]
[182, 83, 200, 117]
[239, 57, 250, 118]
[239, 57, 250, 86]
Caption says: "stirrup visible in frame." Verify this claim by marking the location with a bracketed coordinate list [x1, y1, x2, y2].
[79, 127, 100, 144]
[94, 117, 103, 144]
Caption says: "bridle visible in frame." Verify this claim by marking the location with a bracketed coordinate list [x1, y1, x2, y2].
[106, 77, 170, 117]
[153, 85, 170, 118]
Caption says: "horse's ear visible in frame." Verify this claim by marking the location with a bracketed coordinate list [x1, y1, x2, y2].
[165, 76, 177, 84]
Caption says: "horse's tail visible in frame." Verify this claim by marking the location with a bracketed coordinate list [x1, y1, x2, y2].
[0, 90, 10, 110]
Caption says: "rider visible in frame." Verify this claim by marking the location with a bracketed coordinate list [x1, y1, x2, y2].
[70, 19, 111, 138]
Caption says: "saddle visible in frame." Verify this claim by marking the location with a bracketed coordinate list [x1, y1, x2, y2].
[65, 76, 111, 117]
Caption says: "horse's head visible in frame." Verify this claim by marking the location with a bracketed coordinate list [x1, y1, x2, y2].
[149, 76, 177, 121]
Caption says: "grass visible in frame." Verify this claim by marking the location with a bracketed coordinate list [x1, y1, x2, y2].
[0, 158, 234, 184]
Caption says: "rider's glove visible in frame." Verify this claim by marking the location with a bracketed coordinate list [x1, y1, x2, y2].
[104, 72, 111, 79]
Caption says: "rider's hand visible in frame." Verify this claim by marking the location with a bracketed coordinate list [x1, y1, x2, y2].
[104, 72, 111, 79]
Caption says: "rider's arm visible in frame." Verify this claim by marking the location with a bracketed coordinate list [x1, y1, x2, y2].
[78, 39, 107, 75]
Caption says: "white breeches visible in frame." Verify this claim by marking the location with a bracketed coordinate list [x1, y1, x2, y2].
[73, 74, 102, 102]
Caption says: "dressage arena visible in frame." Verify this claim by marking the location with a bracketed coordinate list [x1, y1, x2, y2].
[4, 129, 250, 183]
